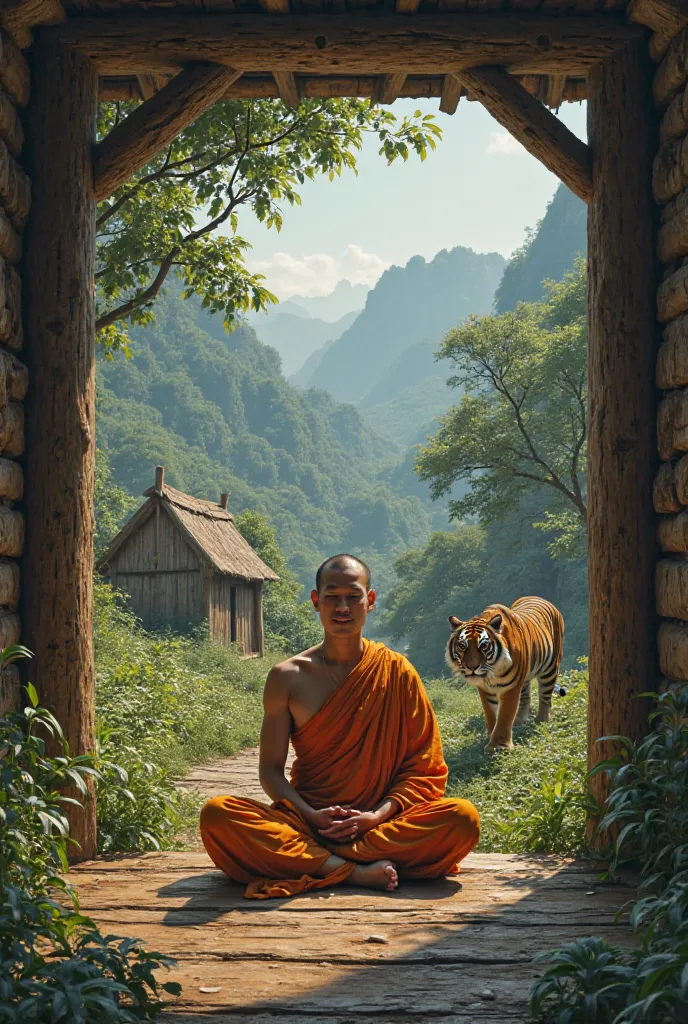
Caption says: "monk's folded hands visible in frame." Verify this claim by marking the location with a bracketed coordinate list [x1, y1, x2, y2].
[310, 805, 359, 842]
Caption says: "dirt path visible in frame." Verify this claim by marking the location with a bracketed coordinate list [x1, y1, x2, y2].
[176, 746, 295, 805]
[71, 746, 636, 1022]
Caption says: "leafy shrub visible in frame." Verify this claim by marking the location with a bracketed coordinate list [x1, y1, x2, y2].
[430, 665, 588, 853]
[93, 578, 273, 846]
[530, 687, 688, 1023]
[95, 727, 183, 853]
[0, 646, 180, 1022]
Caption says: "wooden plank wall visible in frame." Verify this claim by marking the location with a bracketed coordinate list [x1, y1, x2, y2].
[209, 577, 260, 653]
[651, 19, 688, 691]
[0, 31, 29, 714]
[235, 582, 257, 654]
[209, 575, 233, 646]
[108, 505, 205, 631]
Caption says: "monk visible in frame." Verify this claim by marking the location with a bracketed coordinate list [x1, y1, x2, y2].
[200, 553, 480, 899]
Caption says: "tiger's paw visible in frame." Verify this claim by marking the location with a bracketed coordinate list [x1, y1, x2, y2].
[484, 739, 514, 753]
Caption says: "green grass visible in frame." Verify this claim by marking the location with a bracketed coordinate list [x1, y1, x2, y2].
[427, 666, 588, 854]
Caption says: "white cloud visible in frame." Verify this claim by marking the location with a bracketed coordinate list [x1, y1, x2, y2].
[486, 131, 527, 158]
[249, 244, 389, 298]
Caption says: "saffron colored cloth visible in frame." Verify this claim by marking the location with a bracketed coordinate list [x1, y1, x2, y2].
[200, 640, 480, 898]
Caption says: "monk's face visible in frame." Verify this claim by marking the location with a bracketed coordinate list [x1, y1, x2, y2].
[311, 564, 375, 637]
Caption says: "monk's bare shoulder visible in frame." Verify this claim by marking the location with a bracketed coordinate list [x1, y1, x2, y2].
[264, 645, 321, 699]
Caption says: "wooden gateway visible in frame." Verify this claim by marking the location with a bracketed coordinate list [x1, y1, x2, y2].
[0, 0, 685, 854]
[97, 467, 278, 655]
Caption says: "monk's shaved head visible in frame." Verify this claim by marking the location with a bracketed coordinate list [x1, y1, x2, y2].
[316, 553, 371, 593]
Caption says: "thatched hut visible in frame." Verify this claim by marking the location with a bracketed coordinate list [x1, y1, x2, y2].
[98, 467, 278, 655]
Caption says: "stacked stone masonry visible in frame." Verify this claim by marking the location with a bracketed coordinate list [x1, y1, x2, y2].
[651, 13, 688, 694]
[0, 29, 27, 715]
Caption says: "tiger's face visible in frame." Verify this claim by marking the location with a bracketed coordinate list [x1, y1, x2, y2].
[446, 613, 512, 687]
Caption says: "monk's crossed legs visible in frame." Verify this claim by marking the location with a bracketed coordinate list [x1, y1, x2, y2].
[200, 794, 480, 890]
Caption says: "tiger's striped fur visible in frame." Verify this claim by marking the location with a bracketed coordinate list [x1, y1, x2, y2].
[446, 597, 564, 752]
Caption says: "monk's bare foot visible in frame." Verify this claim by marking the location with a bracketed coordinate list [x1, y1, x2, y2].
[351, 860, 398, 892]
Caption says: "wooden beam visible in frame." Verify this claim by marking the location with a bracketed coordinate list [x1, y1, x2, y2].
[23, 37, 98, 860]
[0, 29, 29, 106]
[257, 0, 290, 10]
[451, 67, 592, 203]
[136, 74, 160, 101]
[0, 0, 64, 50]
[93, 63, 242, 202]
[273, 70, 300, 107]
[629, 0, 687, 35]
[50, 13, 642, 78]
[100, 71, 589, 106]
[372, 72, 407, 105]
[439, 74, 462, 115]
[586, 39, 657, 820]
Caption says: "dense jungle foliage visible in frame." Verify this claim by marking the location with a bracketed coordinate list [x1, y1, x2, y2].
[531, 688, 688, 1024]
[0, 647, 180, 1022]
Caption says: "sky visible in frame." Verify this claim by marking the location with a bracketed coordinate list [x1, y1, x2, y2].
[240, 98, 588, 300]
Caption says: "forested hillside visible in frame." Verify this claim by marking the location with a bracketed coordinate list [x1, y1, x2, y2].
[304, 247, 505, 402]
[97, 285, 431, 587]
[494, 185, 586, 313]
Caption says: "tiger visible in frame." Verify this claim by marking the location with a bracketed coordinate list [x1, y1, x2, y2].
[446, 596, 565, 752]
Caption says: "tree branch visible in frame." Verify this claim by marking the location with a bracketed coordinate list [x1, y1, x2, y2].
[96, 249, 177, 331]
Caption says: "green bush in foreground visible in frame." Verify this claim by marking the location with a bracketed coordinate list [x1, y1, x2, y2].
[0, 647, 179, 1022]
[531, 687, 688, 1023]
[93, 578, 275, 848]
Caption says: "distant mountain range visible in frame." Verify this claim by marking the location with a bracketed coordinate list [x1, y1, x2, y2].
[304, 247, 506, 404]
[247, 308, 358, 376]
[286, 280, 370, 321]
[247, 279, 369, 375]
[278, 184, 587, 449]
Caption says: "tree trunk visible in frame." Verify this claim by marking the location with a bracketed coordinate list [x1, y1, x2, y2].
[22, 40, 97, 860]
[586, 40, 658, 824]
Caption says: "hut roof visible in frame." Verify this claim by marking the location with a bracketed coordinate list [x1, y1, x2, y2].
[100, 479, 280, 582]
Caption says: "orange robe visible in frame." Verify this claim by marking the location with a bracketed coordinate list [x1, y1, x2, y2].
[200, 640, 480, 898]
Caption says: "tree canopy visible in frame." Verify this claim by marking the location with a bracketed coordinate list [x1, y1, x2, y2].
[96, 97, 441, 353]
[416, 260, 587, 558]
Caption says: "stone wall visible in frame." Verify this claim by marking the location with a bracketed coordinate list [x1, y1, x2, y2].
[0, 29, 28, 713]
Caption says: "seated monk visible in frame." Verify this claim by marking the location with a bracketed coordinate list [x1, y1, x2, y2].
[200, 553, 480, 899]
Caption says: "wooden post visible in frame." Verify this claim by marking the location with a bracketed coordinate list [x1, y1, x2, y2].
[586, 39, 658, 819]
[23, 39, 97, 860]
[254, 580, 264, 657]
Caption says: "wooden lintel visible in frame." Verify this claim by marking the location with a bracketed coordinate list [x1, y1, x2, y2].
[100, 72, 588, 106]
[451, 67, 592, 203]
[50, 13, 641, 78]
[273, 70, 300, 107]
[94, 62, 242, 202]
[439, 74, 462, 114]
[372, 72, 407, 105]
